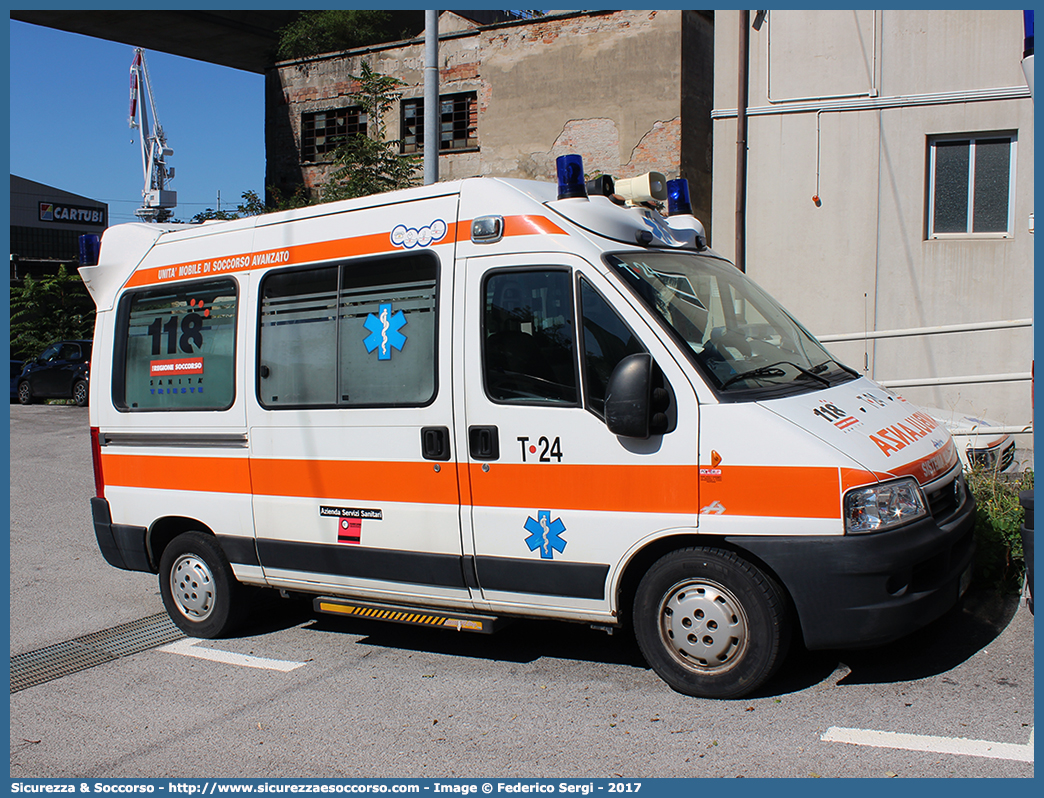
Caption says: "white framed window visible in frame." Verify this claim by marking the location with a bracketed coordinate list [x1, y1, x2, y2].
[927, 134, 1017, 238]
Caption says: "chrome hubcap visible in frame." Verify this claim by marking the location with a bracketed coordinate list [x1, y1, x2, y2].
[660, 579, 749, 674]
[170, 554, 215, 621]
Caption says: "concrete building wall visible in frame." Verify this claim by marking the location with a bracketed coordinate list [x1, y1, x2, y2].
[712, 10, 1033, 451]
[267, 10, 714, 224]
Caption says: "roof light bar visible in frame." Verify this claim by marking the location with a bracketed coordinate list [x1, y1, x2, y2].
[556, 154, 588, 200]
[666, 179, 693, 216]
[79, 234, 101, 266]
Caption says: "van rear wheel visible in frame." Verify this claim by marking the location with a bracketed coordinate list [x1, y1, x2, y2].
[633, 547, 789, 699]
[159, 531, 246, 638]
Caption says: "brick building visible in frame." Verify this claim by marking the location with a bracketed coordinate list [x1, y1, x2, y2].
[266, 10, 715, 226]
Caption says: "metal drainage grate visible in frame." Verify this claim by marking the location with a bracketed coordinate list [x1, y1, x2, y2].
[11, 612, 184, 693]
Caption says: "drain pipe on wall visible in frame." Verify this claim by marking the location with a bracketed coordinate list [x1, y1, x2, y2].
[423, 9, 440, 185]
[735, 11, 751, 272]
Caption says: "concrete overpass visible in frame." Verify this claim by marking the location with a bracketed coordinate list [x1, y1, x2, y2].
[11, 10, 519, 74]
[10, 10, 300, 73]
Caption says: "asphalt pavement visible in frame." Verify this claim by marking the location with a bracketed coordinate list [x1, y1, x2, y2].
[8, 404, 1035, 779]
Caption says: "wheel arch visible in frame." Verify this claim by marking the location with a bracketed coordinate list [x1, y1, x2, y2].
[147, 516, 217, 572]
[615, 532, 798, 634]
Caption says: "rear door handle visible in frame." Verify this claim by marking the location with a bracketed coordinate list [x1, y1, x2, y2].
[468, 425, 500, 461]
[421, 426, 451, 461]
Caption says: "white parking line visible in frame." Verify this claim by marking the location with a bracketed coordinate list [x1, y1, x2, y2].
[158, 638, 306, 672]
[822, 726, 1034, 763]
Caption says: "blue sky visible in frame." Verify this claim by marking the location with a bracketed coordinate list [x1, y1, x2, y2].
[9, 20, 266, 224]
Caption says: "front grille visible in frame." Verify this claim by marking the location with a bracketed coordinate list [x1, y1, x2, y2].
[925, 472, 964, 521]
[969, 441, 1017, 472]
[927, 474, 956, 518]
[1000, 442, 1016, 471]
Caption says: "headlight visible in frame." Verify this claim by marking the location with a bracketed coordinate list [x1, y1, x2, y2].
[969, 447, 998, 470]
[844, 477, 928, 534]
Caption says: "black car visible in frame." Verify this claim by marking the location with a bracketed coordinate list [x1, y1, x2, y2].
[10, 360, 23, 402]
[16, 340, 92, 406]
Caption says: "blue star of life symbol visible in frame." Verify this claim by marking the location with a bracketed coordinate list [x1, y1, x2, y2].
[524, 510, 567, 560]
[363, 302, 407, 361]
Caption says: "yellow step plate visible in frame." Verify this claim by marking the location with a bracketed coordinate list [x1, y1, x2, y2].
[313, 597, 503, 633]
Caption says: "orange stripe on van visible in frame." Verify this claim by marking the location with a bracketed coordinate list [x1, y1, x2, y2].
[702, 465, 845, 518]
[501, 215, 568, 237]
[124, 230, 425, 289]
[123, 213, 567, 289]
[697, 465, 842, 519]
[249, 459, 461, 505]
[102, 451, 848, 520]
[101, 453, 252, 494]
[468, 463, 844, 519]
[841, 467, 882, 493]
[468, 463, 702, 515]
[882, 438, 960, 485]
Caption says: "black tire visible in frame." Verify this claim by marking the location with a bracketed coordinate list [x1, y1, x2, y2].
[159, 531, 247, 638]
[632, 547, 790, 699]
[72, 380, 89, 407]
[17, 381, 33, 405]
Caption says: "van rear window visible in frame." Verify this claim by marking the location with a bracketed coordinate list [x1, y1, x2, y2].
[115, 278, 238, 411]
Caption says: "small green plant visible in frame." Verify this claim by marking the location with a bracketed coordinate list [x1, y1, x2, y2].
[965, 465, 1033, 591]
[321, 62, 420, 202]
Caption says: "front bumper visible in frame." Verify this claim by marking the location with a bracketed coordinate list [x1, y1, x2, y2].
[728, 490, 976, 651]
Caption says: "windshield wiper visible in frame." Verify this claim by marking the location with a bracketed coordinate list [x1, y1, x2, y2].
[721, 360, 830, 390]
[810, 358, 860, 378]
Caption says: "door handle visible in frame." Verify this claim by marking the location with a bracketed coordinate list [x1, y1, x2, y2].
[421, 426, 451, 461]
[468, 425, 500, 461]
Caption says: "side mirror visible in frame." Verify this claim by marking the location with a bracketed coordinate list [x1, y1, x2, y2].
[605, 353, 671, 438]
[605, 353, 652, 438]
[609, 353, 672, 438]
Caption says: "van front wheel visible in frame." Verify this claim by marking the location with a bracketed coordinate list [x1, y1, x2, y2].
[633, 547, 789, 699]
[159, 531, 246, 638]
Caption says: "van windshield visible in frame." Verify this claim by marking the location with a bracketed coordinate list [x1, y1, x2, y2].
[606, 251, 857, 398]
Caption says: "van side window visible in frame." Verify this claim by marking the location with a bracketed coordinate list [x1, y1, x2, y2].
[116, 278, 237, 411]
[579, 279, 646, 418]
[483, 269, 578, 405]
[259, 253, 438, 407]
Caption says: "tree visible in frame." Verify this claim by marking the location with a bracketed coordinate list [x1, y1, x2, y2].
[276, 11, 424, 60]
[265, 184, 313, 212]
[10, 265, 96, 361]
[321, 63, 421, 202]
[188, 190, 269, 223]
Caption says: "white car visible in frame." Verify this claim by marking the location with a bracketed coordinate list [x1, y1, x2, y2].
[924, 407, 1017, 472]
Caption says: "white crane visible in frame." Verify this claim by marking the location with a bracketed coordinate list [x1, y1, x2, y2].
[128, 48, 176, 221]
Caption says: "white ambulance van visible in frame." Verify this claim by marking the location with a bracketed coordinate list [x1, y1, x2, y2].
[81, 155, 975, 699]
